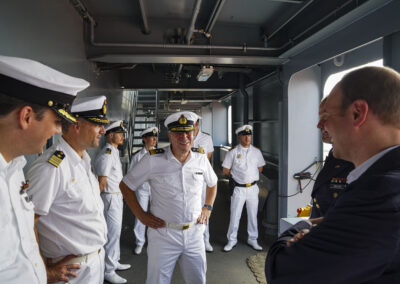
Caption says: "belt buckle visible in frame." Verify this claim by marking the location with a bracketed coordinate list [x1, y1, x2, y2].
[182, 224, 190, 230]
[246, 183, 251, 187]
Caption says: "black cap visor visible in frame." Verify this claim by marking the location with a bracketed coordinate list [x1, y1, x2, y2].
[0, 74, 77, 123]
[84, 117, 110, 125]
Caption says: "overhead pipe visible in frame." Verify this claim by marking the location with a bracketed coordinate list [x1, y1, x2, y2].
[186, 0, 203, 44]
[72, 0, 357, 59]
[176, 0, 203, 83]
[85, 12, 281, 52]
[138, 0, 151, 34]
[267, 0, 315, 40]
[290, 0, 354, 43]
[205, 0, 226, 34]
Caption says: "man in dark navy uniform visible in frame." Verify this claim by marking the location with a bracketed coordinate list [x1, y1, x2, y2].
[310, 98, 354, 218]
[266, 66, 400, 284]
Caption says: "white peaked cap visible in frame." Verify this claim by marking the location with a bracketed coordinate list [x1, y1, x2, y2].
[141, 126, 159, 136]
[0, 55, 89, 95]
[164, 111, 199, 128]
[105, 120, 127, 132]
[235, 124, 253, 135]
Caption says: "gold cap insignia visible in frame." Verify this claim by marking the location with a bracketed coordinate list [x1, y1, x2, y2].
[48, 100, 54, 107]
[153, 128, 157, 134]
[102, 100, 107, 115]
[178, 115, 187, 125]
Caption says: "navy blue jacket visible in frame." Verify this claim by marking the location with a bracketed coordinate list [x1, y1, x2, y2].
[266, 147, 400, 284]
[311, 150, 354, 218]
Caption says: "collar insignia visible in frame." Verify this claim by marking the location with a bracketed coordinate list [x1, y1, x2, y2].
[191, 147, 205, 154]
[149, 148, 165, 155]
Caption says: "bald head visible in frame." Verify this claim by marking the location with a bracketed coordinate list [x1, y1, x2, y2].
[339, 66, 400, 128]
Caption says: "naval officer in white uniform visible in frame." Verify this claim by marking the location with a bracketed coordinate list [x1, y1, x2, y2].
[94, 120, 131, 284]
[128, 126, 158, 255]
[222, 125, 265, 252]
[27, 96, 109, 283]
[0, 55, 88, 284]
[120, 111, 218, 284]
[192, 114, 215, 252]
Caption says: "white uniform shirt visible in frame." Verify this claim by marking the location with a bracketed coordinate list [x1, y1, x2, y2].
[94, 143, 123, 193]
[193, 131, 214, 154]
[0, 154, 46, 284]
[128, 147, 150, 193]
[222, 144, 265, 184]
[27, 137, 107, 258]
[122, 146, 218, 224]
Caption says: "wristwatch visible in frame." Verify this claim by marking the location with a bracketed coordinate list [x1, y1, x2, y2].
[203, 204, 213, 211]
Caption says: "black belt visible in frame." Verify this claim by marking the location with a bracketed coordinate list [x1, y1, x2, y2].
[232, 180, 257, 188]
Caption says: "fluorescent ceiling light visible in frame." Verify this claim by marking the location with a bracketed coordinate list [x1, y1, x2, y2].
[197, 66, 214, 81]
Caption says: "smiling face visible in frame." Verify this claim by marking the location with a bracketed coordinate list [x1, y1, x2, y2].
[28, 108, 62, 153]
[168, 131, 194, 154]
[78, 119, 106, 149]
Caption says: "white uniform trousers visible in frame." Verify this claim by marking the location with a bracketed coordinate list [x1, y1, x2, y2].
[227, 184, 259, 243]
[54, 248, 105, 284]
[134, 190, 150, 246]
[146, 224, 206, 284]
[201, 183, 210, 244]
[102, 193, 123, 274]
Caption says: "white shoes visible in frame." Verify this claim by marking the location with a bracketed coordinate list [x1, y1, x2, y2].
[104, 272, 127, 284]
[205, 241, 214, 252]
[247, 240, 263, 251]
[134, 245, 143, 255]
[116, 263, 131, 271]
[223, 241, 237, 252]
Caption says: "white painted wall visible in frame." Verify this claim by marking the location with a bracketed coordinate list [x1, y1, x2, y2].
[211, 102, 228, 146]
[286, 66, 321, 217]
[201, 105, 213, 136]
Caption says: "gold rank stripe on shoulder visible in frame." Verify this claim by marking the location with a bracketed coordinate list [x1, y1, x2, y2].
[133, 149, 140, 155]
[106, 148, 112, 154]
[48, 150, 65, 167]
[149, 149, 165, 155]
[191, 147, 205, 154]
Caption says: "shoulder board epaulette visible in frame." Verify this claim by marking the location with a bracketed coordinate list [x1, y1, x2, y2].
[149, 149, 165, 155]
[203, 132, 211, 136]
[48, 150, 65, 168]
[132, 149, 140, 156]
[229, 146, 236, 151]
[192, 147, 205, 154]
[106, 148, 112, 154]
